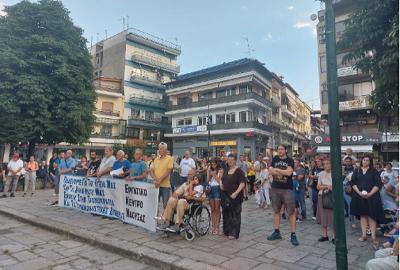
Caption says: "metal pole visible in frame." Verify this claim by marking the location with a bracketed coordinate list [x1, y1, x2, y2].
[207, 101, 211, 160]
[324, 0, 348, 268]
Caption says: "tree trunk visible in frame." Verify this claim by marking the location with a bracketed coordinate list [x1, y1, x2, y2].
[27, 141, 36, 161]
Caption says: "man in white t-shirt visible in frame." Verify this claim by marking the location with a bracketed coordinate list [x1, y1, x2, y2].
[1, 153, 24, 198]
[178, 150, 196, 187]
[96, 147, 116, 178]
[342, 148, 357, 164]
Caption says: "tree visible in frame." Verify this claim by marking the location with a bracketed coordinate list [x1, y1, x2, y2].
[337, 0, 399, 116]
[0, 0, 96, 158]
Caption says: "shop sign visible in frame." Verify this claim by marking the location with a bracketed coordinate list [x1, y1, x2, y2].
[339, 96, 370, 111]
[337, 66, 358, 77]
[173, 125, 207, 134]
[382, 134, 399, 143]
[210, 140, 237, 146]
[311, 133, 381, 146]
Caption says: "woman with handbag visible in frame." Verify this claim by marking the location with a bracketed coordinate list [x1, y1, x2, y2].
[221, 154, 246, 240]
[350, 155, 384, 249]
[317, 158, 334, 243]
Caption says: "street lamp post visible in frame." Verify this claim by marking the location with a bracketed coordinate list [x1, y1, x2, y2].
[324, 0, 348, 269]
[150, 133, 154, 153]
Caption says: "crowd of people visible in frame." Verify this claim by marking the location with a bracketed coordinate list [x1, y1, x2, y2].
[0, 144, 398, 268]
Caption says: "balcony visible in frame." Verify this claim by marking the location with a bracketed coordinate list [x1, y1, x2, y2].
[281, 105, 296, 118]
[131, 53, 180, 74]
[339, 95, 371, 111]
[90, 133, 126, 139]
[168, 92, 272, 111]
[212, 121, 272, 133]
[130, 74, 166, 89]
[128, 116, 170, 129]
[129, 95, 166, 110]
[271, 96, 281, 108]
[94, 109, 120, 117]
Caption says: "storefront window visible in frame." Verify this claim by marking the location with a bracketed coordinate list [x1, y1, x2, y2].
[216, 114, 225, 124]
[226, 113, 235, 123]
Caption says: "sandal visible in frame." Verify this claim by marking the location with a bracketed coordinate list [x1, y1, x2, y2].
[371, 239, 379, 250]
[358, 236, 367, 242]
[228, 235, 235, 240]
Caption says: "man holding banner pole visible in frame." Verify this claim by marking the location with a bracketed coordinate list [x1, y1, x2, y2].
[128, 149, 147, 181]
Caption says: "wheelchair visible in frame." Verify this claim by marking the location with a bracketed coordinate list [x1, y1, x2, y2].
[162, 201, 211, 241]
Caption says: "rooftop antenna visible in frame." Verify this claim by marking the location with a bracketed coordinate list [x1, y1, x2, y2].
[105, 30, 108, 39]
[90, 36, 93, 47]
[243, 37, 255, 57]
[118, 17, 126, 30]
[126, 15, 129, 29]
[96, 32, 99, 43]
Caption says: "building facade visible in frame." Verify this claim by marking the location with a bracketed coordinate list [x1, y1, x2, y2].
[165, 58, 312, 159]
[316, 0, 398, 160]
[90, 28, 181, 151]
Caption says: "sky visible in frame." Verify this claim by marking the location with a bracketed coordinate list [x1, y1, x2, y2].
[1, 0, 324, 109]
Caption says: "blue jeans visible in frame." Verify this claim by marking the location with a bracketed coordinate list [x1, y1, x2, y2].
[297, 187, 306, 218]
[159, 187, 170, 209]
[344, 193, 355, 222]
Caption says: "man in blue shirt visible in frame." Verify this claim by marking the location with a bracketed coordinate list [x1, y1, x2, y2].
[59, 150, 76, 175]
[112, 150, 131, 178]
[128, 148, 147, 181]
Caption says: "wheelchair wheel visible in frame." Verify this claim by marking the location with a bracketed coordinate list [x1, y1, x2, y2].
[185, 229, 195, 241]
[193, 205, 211, 236]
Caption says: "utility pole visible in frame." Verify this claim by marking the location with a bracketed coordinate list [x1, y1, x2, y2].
[207, 101, 211, 160]
[324, 0, 348, 269]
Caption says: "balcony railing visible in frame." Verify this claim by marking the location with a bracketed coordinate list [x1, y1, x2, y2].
[211, 121, 272, 133]
[91, 133, 126, 139]
[130, 74, 165, 89]
[129, 95, 166, 109]
[131, 54, 180, 74]
[95, 109, 120, 117]
[168, 92, 272, 111]
[281, 105, 296, 118]
[127, 116, 170, 129]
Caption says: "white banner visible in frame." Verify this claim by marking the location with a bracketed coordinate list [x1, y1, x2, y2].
[59, 175, 158, 232]
[124, 180, 159, 232]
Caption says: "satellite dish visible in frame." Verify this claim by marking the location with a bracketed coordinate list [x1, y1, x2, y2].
[310, 14, 318, 21]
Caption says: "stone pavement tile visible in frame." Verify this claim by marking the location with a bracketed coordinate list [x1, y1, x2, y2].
[38, 250, 64, 261]
[58, 239, 85, 249]
[144, 240, 179, 253]
[0, 243, 28, 253]
[234, 248, 265, 259]
[101, 258, 149, 270]
[251, 263, 288, 270]
[274, 260, 315, 270]
[211, 246, 241, 257]
[10, 250, 38, 261]
[52, 264, 75, 270]
[221, 257, 261, 270]
[79, 249, 122, 265]
[4, 257, 52, 270]
[56, 244, 94, 257]
[0, 258, 18, 267]
[174, 258, 226, 270]
[322, 251, 359, 264]
[70, 258, 94, 270]
[174, 248, 229, 266]
[298, 255, 337, 269]
[254, 256, 275, 264]
[251, 243, 275, 252]
[55, 255, 80, 265]
[265, 247, 308, 263]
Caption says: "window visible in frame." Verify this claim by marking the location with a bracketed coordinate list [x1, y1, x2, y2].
[127, 128, 140, 138]
[353, 81, 373, 97]
[226, 113, 235, 123]
[100, 125, 112, 137]
[143, 130, 157, 140]
[338, 84, 354, 101]
[321, 90, 328, 104]
[101, 102, 113, 112]
[320, 55, 326, 73]
[198, 116, 212, 126]
[226, 88, 235, 96]
[318, 26, 326, 44]
[216, 114, 225, 124]
[177, 96, 191, 105]
[248, 111, 253, 121]
[335, 21, 346, 40]
[239, 85, 251, 94]
[239, 111, 247, 122]
[130, 109, 141, 119]
[176, 118, 192, 127]
[216, 89, 226, 98]
[145, 111, 154, 121]
[198, 91, 212, 100]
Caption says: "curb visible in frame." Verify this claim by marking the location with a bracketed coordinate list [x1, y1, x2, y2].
[0, 206, 191, 270]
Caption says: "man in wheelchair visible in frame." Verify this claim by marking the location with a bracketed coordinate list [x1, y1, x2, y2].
[157, 169, 205, 233]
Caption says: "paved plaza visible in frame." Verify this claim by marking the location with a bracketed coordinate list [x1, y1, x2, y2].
[0, 190, 380, 270]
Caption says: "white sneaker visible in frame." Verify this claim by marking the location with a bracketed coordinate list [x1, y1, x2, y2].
[53, 193, 57, 197]
[312, 216, 316, 221]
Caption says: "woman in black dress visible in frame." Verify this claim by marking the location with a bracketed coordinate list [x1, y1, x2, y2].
[350, 155, 384, 248]
[221, 154, 246, 240]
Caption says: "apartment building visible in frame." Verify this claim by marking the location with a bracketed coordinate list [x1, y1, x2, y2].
[90, 28, 181, 151]
[315, 0, 398, 160]
[165, 59, 274, 159]
[271, 73, 311, 156]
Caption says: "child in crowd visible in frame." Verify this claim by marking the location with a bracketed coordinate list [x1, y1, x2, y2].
[185, 175, 204, 199]
[254, 161, 270, 208]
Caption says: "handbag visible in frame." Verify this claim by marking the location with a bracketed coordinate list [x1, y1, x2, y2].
[221, 191, 237, 210]
[322, 190, 334, 209]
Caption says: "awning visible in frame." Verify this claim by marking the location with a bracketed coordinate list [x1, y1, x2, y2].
[316, 145, 373, 153]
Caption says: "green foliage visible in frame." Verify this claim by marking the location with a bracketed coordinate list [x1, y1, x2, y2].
[0, 0, 96, 148]
[338, 0, 399, 115]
